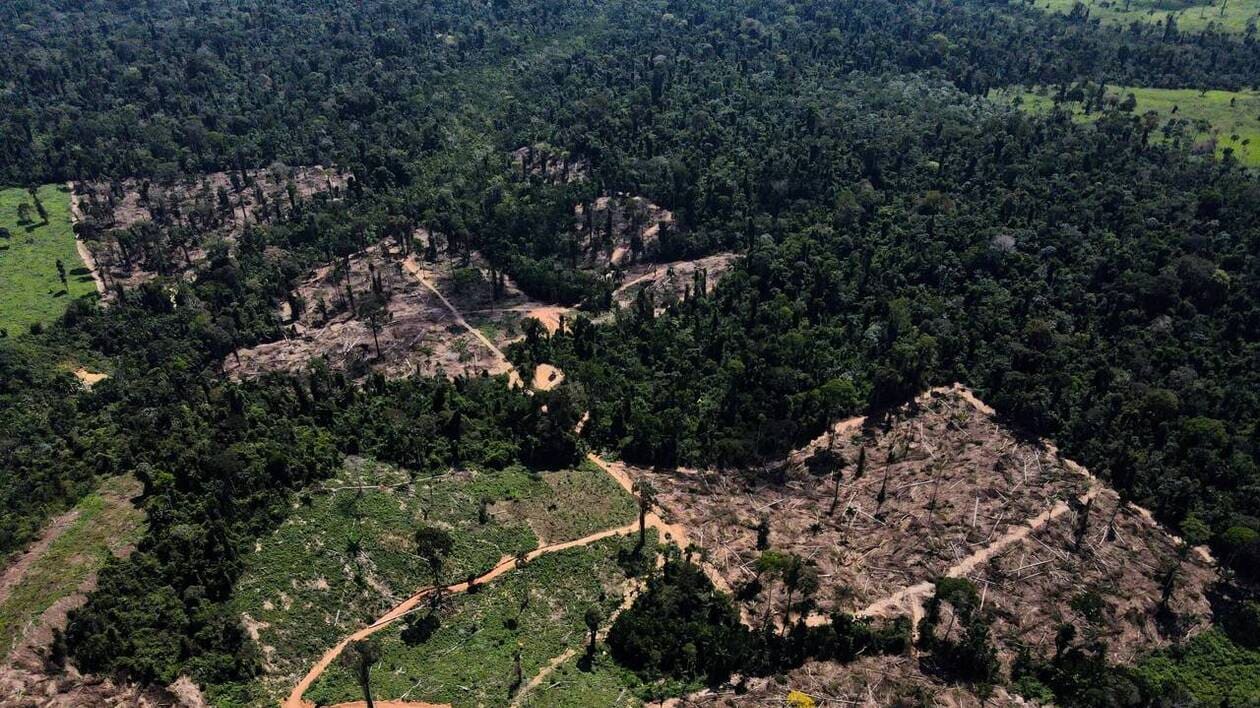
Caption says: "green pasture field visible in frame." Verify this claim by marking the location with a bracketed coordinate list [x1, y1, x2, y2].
[992, 85, 1260, 167]
[303, 533, 646, 707]
[0, 185, 96, 335]
[1037, 0, 1259, 33]
[212, 457, 636, 705]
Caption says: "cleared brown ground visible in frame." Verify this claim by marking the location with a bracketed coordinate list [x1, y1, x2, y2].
[614, 253, 738, 310]
[629, 386, 1214, 665]
[71, 165, 348, 292]
[671, 655, 1024, 707]
[228, 243, 509, 381]
[411, 246, 570, 339]
[511, 145, 590, 184]
[975, 484, 1213, 665]
[572, 194, 673, 272]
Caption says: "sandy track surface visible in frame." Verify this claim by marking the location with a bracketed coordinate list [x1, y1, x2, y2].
[65, 182, 108, 301]
[283, 521, 641, 708]
[402, 257, 523, 387]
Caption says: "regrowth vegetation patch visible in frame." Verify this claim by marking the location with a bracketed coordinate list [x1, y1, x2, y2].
[303, 534, 640, 707]
[0, 185, 96, 335]
[1133, 628, 1260, 704]
[1038, 0, 1260, 33]
[220, 457, 634, 704]
[0, 476, 143, 657]
[992, 85, 1260, 166]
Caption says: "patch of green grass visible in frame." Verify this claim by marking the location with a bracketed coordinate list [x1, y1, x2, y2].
[217, 457, 636, 705]
[0, 185, 97, 335]
[1133, 629, 1260, 703]
[478, 321, 503, 344]
[0, 476, 144, 655]
[992, 86, 1260, 167]
[520, 652, 644, 708]
[304, 533, 645, 707]
[495, 461, 638, 544]
[1038, 0, 1260, 33]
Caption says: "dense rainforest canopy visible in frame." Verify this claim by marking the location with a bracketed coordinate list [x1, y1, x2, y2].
[0, 0, 1258, 703]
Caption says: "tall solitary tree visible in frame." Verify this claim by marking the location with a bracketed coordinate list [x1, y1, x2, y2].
[633, 478, 656, 547]
[339, 637, 382, 708]
[415, 525, 455, 588]
[584, 604, 604, 658]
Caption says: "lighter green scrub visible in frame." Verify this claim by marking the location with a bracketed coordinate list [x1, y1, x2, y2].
[0, 476, 144, 656]
[992, 86, 1260, 167]
[1134, 629, 1260, 704]
[520, 652, 644, 708]
[0, 185, 97, 334]
[214, 457, 636, 705]
[1037, 0, 1260, 33]
[303, 533, 644, 707]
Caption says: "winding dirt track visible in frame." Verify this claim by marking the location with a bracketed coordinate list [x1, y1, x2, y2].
[401, 257, 522, 387]
[284, 274, 1194, 707]
[64, 182, 108, 300]
[284, 259, 700, 707]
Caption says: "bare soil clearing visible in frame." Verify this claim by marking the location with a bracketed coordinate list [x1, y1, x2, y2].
[633, 385, 1214, 667]
[71, 367, 108, 389]
[71, 165, 347, 292]
[637, 386, 1099, 618]
[669, 655, 1025, 707]
[572, 195, 674, 272]
[973, 486, 1213, 664]
[511, 145, 590, 184]
[228, 244, 512, 383]
[613, 253, 738, 310]
[411, 246, 573, 338]
[532, 363, 564, 391]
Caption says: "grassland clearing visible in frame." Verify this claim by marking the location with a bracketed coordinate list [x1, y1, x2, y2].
[302, 534, 643, 707]
[221, 457, 635, 704]
[518, 652, 643, 708]
[488, 461, 636, 545]
[0, 476, 145, 704]
[992, 85, 1260, 167]
[0, 476, 143, 659]
[1038, 0, 1260, 33]
[0, 185, 97, 334]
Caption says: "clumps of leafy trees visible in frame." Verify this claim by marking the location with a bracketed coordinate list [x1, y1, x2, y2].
[916, 578, 1000, 691]
[607, 554, 908, 690]
[60, 355, 579, 688]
